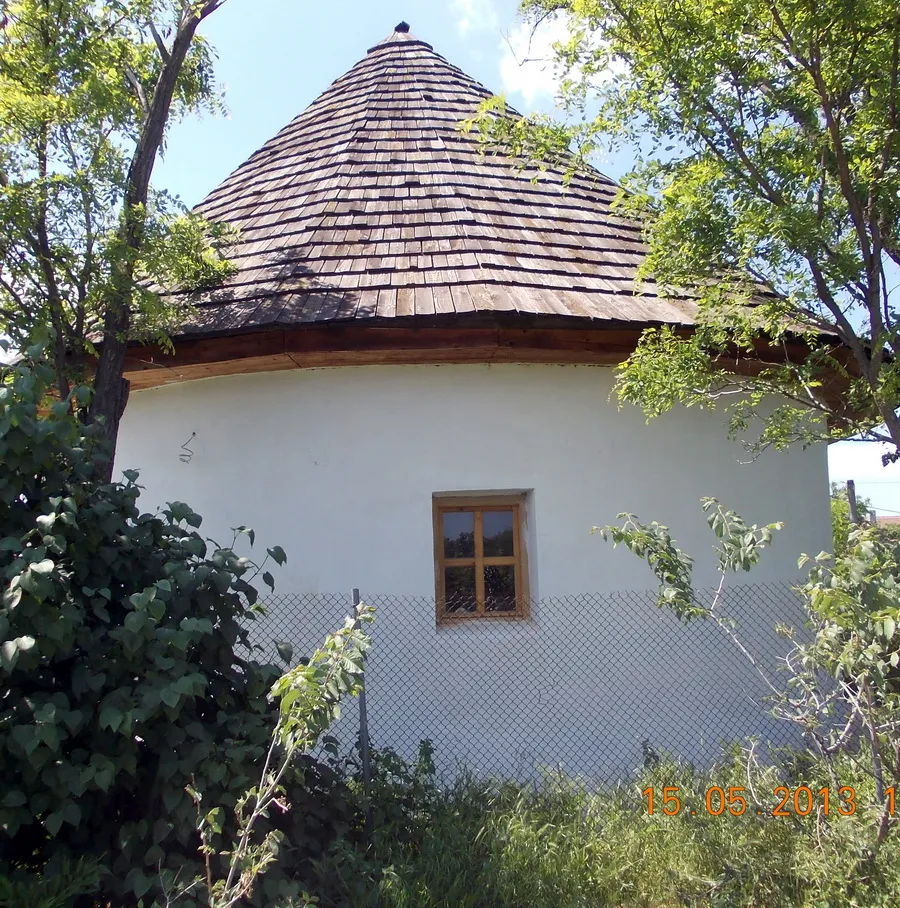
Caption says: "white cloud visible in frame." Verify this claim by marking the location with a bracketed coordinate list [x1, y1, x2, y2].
[497, 15, 626, 111]
[497, 16, 572, 108]
[452, 0, 500, 35]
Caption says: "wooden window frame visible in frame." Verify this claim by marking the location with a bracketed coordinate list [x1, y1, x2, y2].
[432, 493, 530, 623]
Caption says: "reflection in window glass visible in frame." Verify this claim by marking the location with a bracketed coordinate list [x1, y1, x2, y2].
[443, 511, 475, 558]
[482, 510, 515, 557]
[484, 565, 516, 611]
[445, 566, 477, 612]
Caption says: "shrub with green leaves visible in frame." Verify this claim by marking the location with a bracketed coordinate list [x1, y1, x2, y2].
[600, 498, 900, 867]
[0, 858, 101, 908]
[181, 606, 373, 908]
[0, 355, 290, 904]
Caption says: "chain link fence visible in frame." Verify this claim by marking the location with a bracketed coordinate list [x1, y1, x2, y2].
[246, 583, 810, 781]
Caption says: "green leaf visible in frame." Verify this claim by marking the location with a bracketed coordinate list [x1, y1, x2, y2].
[129, 872, 153, 900]
[129, 588, 156, 610]
[94, 765, 114, 792]
[29, 559, 55, 575]
[99, 707, 123, 733]
[267, 545, 287, 566]
[144, 844, 165, 865]
[235, 525, 256, 546]
[153, 818, 173, 844]
[10, 725, 38, 756]
[39, 724, 60, 751]
[1, 587, 22, 610]
[61, 709, 84, 734]
[34, 702, 57, 724]
[162, 787, 182, 814]
[124, 612, 146, 634]
[36, 513, 56, 532]
[275, 641, 294, 664]
[205, 806, 223, 834]
[2, 790, 26, 808]
[62, 801, 81, 826]
[1, 640, 19, 671]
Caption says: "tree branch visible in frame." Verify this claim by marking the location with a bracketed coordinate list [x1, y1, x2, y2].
[148, 21, 170, 64]
[90, 0, 230, 463]
[124, 65, 150, 116]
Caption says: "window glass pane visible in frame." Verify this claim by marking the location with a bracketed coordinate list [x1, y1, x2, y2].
[443, 511, 475, 558]
[484, 565, 517, 612]
[483, 510, 515, 557]
[444, 566, 477, 613]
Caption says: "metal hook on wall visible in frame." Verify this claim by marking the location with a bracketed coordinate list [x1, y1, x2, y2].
[179, 432, 197, 464]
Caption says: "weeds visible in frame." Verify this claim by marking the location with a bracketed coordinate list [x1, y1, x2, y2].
[312, 741, 900, 908]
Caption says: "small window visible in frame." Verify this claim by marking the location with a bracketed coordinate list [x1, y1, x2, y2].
[432, 494, 530, 622]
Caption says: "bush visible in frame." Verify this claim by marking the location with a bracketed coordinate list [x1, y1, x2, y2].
[0, 858, 100, 908]
[0, 356, 290, 904]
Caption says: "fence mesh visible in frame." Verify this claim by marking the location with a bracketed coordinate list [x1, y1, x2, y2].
[246, 584, 809, 781]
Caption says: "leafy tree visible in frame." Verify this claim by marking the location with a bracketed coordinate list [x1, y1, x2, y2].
[831, 482, 869, 556]
[0, 351, 293, 905]
[830, 482, 900, 555]
[601, 500, 900, 857]
[0, 0, 233, 472]
[483, 0, 900, 457]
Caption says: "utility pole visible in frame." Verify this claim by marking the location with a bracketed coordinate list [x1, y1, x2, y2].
[847, 479, 862, 525]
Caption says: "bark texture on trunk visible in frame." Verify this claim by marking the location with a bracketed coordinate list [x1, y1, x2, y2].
[88, 3, 224, 480]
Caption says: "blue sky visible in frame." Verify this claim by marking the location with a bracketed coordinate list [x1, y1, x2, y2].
[156, 0, 565, 205]
[152, 0, 900, 516]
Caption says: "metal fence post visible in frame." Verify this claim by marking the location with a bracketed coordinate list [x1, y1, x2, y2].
[352, 588, 372, 790]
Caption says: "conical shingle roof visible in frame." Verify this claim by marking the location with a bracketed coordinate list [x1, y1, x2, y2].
[177, 23, 700, 337]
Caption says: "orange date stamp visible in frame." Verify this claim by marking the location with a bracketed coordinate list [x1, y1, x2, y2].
[642, 785, 897, 817]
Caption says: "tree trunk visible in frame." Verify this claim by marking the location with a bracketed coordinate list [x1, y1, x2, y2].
[87, 6, 216, 480]
[90, 353, 131, 468]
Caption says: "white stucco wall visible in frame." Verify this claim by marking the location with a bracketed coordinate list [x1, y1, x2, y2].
[116, 363, 831, 777]
[117, 363, 828, 593]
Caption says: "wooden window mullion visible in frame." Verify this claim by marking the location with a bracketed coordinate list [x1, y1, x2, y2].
[512, 503, 522, 614]
[474, 509, 485, 614]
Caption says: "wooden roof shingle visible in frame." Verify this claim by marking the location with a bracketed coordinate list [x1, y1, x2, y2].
[174, 22, 701, 336]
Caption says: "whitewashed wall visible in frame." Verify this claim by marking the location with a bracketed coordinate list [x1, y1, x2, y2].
[116, 363, 831, 777]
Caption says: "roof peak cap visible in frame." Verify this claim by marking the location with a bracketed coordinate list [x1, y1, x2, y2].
[367, 21, 433, 53]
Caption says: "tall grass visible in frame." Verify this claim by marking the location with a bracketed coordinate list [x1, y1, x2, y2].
[315, 743, 900, 908]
